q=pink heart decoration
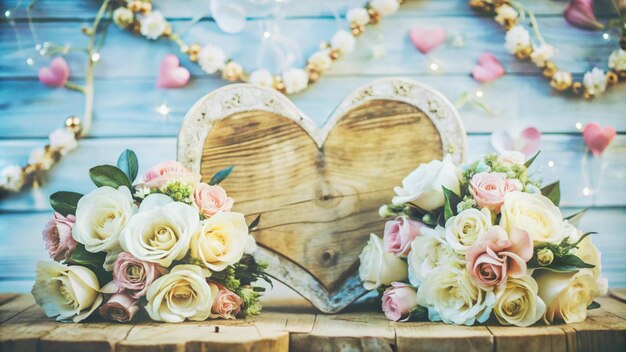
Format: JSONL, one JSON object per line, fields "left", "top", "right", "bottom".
{"left": 491, "top": 127, "right": 542, "bottom": 157}
{"left": 156, "top": 54, "right": 190, "bottom": 89}
{"left": 38, "top": 57, "right": 70, "bottom": 88}
{"left": 583, "top": 122, "right": 616, "bottom": 156}
{"left": 472, "top": 53, "right": 505, "bottom": 83}
{"left": 409, "top": 27, "right": 447, "bottom": 54}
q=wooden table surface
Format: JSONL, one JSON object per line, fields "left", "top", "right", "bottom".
{"left": 1, "top": 293, "right": 625, "bottom": 352}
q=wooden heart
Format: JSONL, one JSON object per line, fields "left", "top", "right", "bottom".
{"left": 178, "top": 78, "right": 466, "bottom": 313}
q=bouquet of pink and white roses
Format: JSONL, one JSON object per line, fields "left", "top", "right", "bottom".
{"left": 33, "top": 150, "right": 269, "bottom": 323}
{"left": 359, "top": 151, "right": 608, "bottom": 326}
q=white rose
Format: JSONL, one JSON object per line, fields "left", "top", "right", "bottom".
{"left": 609, "top": 49, "right": 626, "bottom": 71}
{"left": 347, "top": 7, "right": 370, "bottom": 26}
{"left": 530, "top": 44, "right": 555, "bottom": 67}
{"left": 73, "top": 186, "right": 137, "bottom": 253}
{"left": 190, "top": 211, "right": 249, "bottom": 271}
{"left": 49, "top": 128, "right": 78, "bottom": 155}
{"left": 499, "top": 191, "right": 564, "bottom": 244}
{"left": 534, "top": 269, "right": 608, "bottom": 324}
{"left": 249, "top": 69, "right": 274, "bottom": 87}
{"left": 307, "top": 50, "right": 332, "bottom": 72}
{"left": 571, "top": 232, "right": 603, "bottom": 278}
{"left": 140, "top": 11, "right": 167, "bottom": 40}
{"left": 198, "top": 45, "right": 226, "bottom": 74}
{"left": 445, "top": 208, "right": 492, "bottom": 253}
{"left": 392, "top": 155, "right": 461, "bottom": 211}
{"left": 495, "top": 4, "right": 518, "bottom": 26}
{"left": 408, "top": 226, "right": 464, "bottom": 286}
{"left": 583, "top": 68, "right": 607, "bottom": 96}
{"left": 282, "top": 68, "right": 309, "bottom": 94}
{"left": 331, "top": 30, "right": 356, "bottom": 53}
{"left": 29, "top": 147, "right": 54, "bottom": 170}
{"left": 0, "top": 164, "right": 24, "bottom": 191}
{"left": 505, "top": 25, "right": 531, "bottom": 54}
{"left": 416, "top": 265, "right": 495, "bottom": 325}
{"left": 358, "top": 234, "right": 408, "bottom": 290}
{"left": 493, "top": 275, "right": 546, "bottom": 327}
{"left": 497, "top": 150, "right": 526, "bottom": 167}
{"left": 113, "top": 7, "right": 134, "bottom": 29}
{"left": 145, "top": 264, "right": 213, "bottom": 322}
{"left": 370, "top": 0, "right": 399, "bottom": 16}
{"left": 31, "top": 261, "right": 103, "bottom": 322}
{"left": 120, "top": 195, "right": 198, "bottom": 267}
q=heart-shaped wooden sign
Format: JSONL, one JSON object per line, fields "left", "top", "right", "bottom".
{"left": 178, "top": 78, "right": 466, "bottom": 313}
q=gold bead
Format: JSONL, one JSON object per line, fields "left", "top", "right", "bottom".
{"left": 163, "top": 23, "right": 172, "bottom": 37}
{"left": 618, "top": 71, "right": 626, "bottom": 80}
{"left": 307, "top": 70, "right": 321, "bottom": 83}
{"left": 180, "top": 45, "right": 190, "bottom": 54}
{"left": 606, "top": 71, "right": 619, "bottom": 85}
{"left": 189, "top": 53, "right": 198, "bottom": 62}
{"left": 571, "top": 82, "right": 583, "bottom": 95}
{"left": 129, "top": 1, "right": 143, "bottom": 12}
{"left": 368, "top": 8, "right": 380, "bottom": 24}
{"left": 350, "top": 23, "right": 363, "bottom": 36}
{"left": 319, "top": 41, "right": 329, "bottom": 50}
{"left": 189, "top": 44, "right": 202, "bottom": 56}
{"left": 273, "top": 76, "right": 285, "bottom": 93}
{"left": 515, "top": 46, "right": 532, "bottom": 59}
{"left": 64, "top": 116, "right": 81, "bottom": 132}
{"left": 329, "top": 49, "right": 341, "bottom": 60}
{"left": 141, "top": 2, "right": 152, "bottom": 14}
{"left": 550, "top": 71, "right": 572, "bottom": 91}
{"left": 542, "top": 62, "right": 557, "bottom": 78}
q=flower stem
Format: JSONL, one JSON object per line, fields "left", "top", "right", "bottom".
{"left": 528, "top": 11, "right": 547, "bottom": 46}
{"left": 63, "top": 81, "right": 85, "bottom": 93}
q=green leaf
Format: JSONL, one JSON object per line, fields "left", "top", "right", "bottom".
{"left": 49, "top": 191, "right": 83, "bottom": 216}
{"left": 564, "top": 208, "right": 588, "bottom": 227}
{"left": 442, "top": 186, "right": 462, "bottom": 222}
{"left": 209, "top": 166, "right": 234, "bottom": 185}
{"left": 248, "top": 214, "right": 261, "bottom": 231}
{"left": 69, "top": 244, "right": 107, "bottom": 268}
{"left": 560, "top": 254, "right": 595, "bottom": 269}
{"left": 116, "top": 149, "right": 139, "bottom": 183}
{"left": 535, "top": 264, "right": 580, "bottom": 273}
{"left": 541, "top": 181, "right": 561, "bottom": 206}
{"left": 587, "top": 301, "right": 601, "bottom": 310}
{"left": 89, "top": 165, "right": 132, "bottom": 189}
{"left": 524, "top": 151, "right": 540, "bottom": 168}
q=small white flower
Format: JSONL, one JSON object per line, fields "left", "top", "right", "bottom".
{"left": 0, "top": 164, "right": 24, "bottom": 191}
{"left": 113, "top": 7, "right": 134, "bottom": 29}
{"left": 583, "top": 68, "right": 607, "bottom": 96}
{"left": 249, "top": 69, "right": 274, "bottom": 87}
{"left": 370, "top": 0, "right": 399, "bottom": 17}
{"left": 331, "top": 30, "right": 356, "bottom": 53}
{"left": 347, "top": 7, "right": 370, "bottom": 26}
{"left": 29, "top": 147, "right": 54, "bottom": 170}
{"left": 530, "top": 44, "right": 555, "bottom": 67}
{"left": 281, "top": 68, "right": 309, "bottom": 94}
{"left": 198, "top": 45, "right": 226, "bottom": 74}
{"left": 140, "top": 11, "right": 167, "bottom": 40}
{"left": 49, "top": 128, "right": 77, "bottom": 155}
{"left": 307, "top": 50, "right": 332, "bottom": 72}
{"left": 494, "top": 4, "right": 518, "bottom": 26}
{"left": 505, "top": 25, "right": 531, "bottom": 54}
{"left": 608, "top": 49, "right": 626, "bottom": 71}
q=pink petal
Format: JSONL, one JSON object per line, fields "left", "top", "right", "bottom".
{"left": 564, "top": 0, "right": 604, "bottom": 30}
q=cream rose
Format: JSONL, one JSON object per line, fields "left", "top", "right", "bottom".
{"left": 534, "top": 269, "right": 608, "bottom": 324}
{"left": 408, "top": 226, "right": 464, "bottom": 286}
{"left": 145, "top": 265, "right": 213, "bottom": 322}
{"left": 445, "top": 208, "right": 492, "bottom": 253}
{"left": 73, "top": 186, "right": 137, "bottom": 253}
{"left": 120, "top": 194, "right": 198, "bottom": 267}
{"left": 493, "top": 275, "right": 546, "bottom": 327}
{"left": 31, "top": 261, "right": 103, "bottom": 322}
{"left": 358, "top": 234, "right": 408, "bottom": 290}
{"left": 499, "top": 191, "right": 564, "bottom": 244}
{"left": 392, "top": 155, "right": 460, "bottom": 211}
{"left": 416, "top": 265, "right": 495, "bottom": 326}
{"left": 190, "top": 211, "right": 249, "bottom": 271}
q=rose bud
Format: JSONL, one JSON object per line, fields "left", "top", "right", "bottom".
{"left": 193, "top": 183, "right": 234, "bottom": 218}
{"left": 98, "top": 292, "right": 140, "bottom": 323}
{"left": 42, "top": 212, "right": 78, "bottom": 262}
{"left": 537, "top": 248, "right": 555, "bottom": 266}
{"left": 382, "top": 282, "right": 418, "bottom": 321}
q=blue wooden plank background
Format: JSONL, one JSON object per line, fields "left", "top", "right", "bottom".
{"left": 0, "top": 0, "right": 624, "bottom": 294}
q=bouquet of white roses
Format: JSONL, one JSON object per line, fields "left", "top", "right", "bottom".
{"left": 32, "top": 149, "right": 269, "bottom": 323}
{"left": 358, "top": 151, "right": 607, "bottom": 326}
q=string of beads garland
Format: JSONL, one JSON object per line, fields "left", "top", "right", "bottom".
{"left": 111, "top": 0, "right": 403, "bottom": 95}
{"left": 469, "top": 0, "right": 626, "bottom": 99}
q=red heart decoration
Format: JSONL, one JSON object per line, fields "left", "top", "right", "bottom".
{"left": 583, "top": 122, "right": 616, "bottom": 156}
{"left": 38, "top": 57, "right": 70, "bottom": 88}
{"left": 409, "top": 27, "right": 447, "bottom": 54}
{"left": 156, "top": 54, "right": 190, "bottom": 89}
{"left": 472, "top": 53, "right": 505, "bottom": 83}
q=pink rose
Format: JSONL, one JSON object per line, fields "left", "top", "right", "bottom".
{"left": 98, "top": 292, "right": 140, "bottom": 323}
{"left": 113, "top": 252, "right": 167, "bottom": 299}
{"left": 469, "top": 172, "right": 523, "bottom": 214}
{"left": 383, "top": 216, "right": 426, "bottom": 257}
{"left": 466, "top": 226, "right": 533, "bottom": 288}
{"left": 209, "top": 283, "right": 243, "bottom": 319}
{"left": 382, "top": 282, "right": 417, "bottom": 321}
{"left": 42, "top": 212, "right": 78, "bottom": 262}
{"left": 143, "top": 160, "right": 201, "bottom": 189}
{"left": 194, "top": 183, "right": 234, "bottom": 217}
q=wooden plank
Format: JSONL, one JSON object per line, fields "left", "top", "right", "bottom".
{"left": 395, "top": 321, "right": 493, "bottom": 352}
{"left": 487, "top": 325, "right": 566, "bottom": 352}
{"left": 0, "top": 294, "right": 18, "bottom": 306}
{"left": 596, "top": 297, "right": 626, "bottom": 320}
{"left": 562, "top": 307, "right": 626, "bottom": 352}
{"left": 39, "top": 322, "right": 134, "bottom": 352}
{"left": 0, "top": 294, "right": 35, "bottom": 324}
{"left": 0, "top": 305, "right": 61, "bottom": 352}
